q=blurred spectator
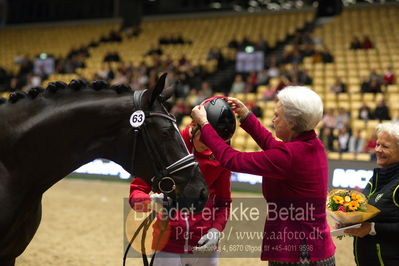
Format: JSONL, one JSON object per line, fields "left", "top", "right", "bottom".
{"left": 330, "top": 77, "right": 347, "bottom": 94}
{"left": 126, "top": 25, "right": 142, "bottom": 38}
{"left": 0, "top": 66, "right": 10, "bottom": 92}
{"left": 25, "top": 73, "right": 41, "bottom": 90}
{"left": 111, "top": 70, "right": 128, "bottom": 85}
{"left": 262, "top": 85, "right": 276, "bottom": 101}
{"left": 301, "top": 43, "right": 315, "bottom": 57}
{"left": 251, "top": 103, "right": 263, "bottom": 118}
{"left": 350, "top": 36, "right": 362, "bottom": 50}
{"left": 348, "top": 129, "right": 365, "bottom": 154}
{"left": 170, "top": 98, "right": 189, "bottom": 126}
{"left": 103, "top": 51, "right": 121, "bottom": 62}
{"left": 321, "top": 47, "right": 334, "bottom": 63}
{"left": 266, "top": 56, "right": 280, "bottom": 79}
{"left": 362, "top": 35, "right": 373, "bottom": 49}
{"left": 100, "top": 30, "right": 122, "bottom": 43}
{"left": 228, "top": 36, "right": 239, "bottom": 50}
{"left": 336, "top": 107, "right": 350, "bottom": 129}
{"left": 338, "top": 127, "right": 350, "bottom": 152}
{"left": 292, "top": 67, "right": 312, "bottom": 85}
{"left": 322, "top": 108, "right": 337, "bottom": 129}
{"left": 374, "top": 99, "right": 391, "bottom": 121}
{"left": 369, "top": 69, "right": 383, "bottom": 84}
{"left": 145, "top": 44, "right": 163, "bottom": 56}
{"left": 312, "top": 48, "right": 323, "bottom": 63}
{"left": 301, "top": 32, "right": 315, "bottom": 45}
{"left": 365, "top": 131, "right": 377, "bottom": 160}
{"left": 320, "top": 127, "right": 335, "bottom": 151}
{"left": 245, "top": 71, "right": 257, "bottom": 93}
{"left": 97, "top": 63, "right": 114, "bottom": 81}
{"left": 238, "top": 36, "right": 252, "bottom": 50}
{"left": 255, "top": 69, "right": 269, "bottom": 88}
{"left": 358, "top": 102, "right": 373, "bottom": 120}
{"left": 207, "top": 47, "right": 224, "bottom": 70}
{"left": 360, "top": 76, "right": 370, "bottom": 93}
{"left": 275, "top": 75, "right": 290, "bottom": 93}
{"left": 383, "top": 66, "right": 395, "bottom": 85}
{"left": 367, "top": 77, "right": 382, "bottom": 93}
{"left": 291, "top": 49, "right": 303, "bottom": 64}
{"left": 158, "top": 33, "right": 191, "bottom": 45}
{"left": 254, "top": 34, "right": 269, "bottom": 53}
{"left": 230, "top": 74, "right": 245, "bottom": 94}
{"left": 199, "top": 81, "right": 212, "bottom": 99}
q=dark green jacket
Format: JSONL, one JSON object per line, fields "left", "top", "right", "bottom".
{"left": 354, "top": 162, "right": 399, "bottom": 266}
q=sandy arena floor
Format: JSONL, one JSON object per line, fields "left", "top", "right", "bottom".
{"left": 16, "top": 179, "right": 356, "bottom": 266}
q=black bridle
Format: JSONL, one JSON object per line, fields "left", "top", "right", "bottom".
{"left": 130, "top": 90, "right": 198, "bottom": 195}
{"left": 123, "top": 90, "right": 198, "bottom": 266}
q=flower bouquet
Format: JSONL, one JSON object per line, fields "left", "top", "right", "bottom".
{"left": 327, "top": 189, "right": 380, "bottom": 226}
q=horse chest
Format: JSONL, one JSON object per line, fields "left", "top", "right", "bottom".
{"left": 0, "top": 196, "right": 42, "bottom": 260}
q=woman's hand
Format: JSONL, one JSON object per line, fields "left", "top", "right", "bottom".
{"left": 191, "top": 105, "right": 209, "bottom": 127}
{"left": 227, "top": 97, "right": 250, "bottom": 119}
{"left": 344, "top": 222, "right": 372, "bottom": 237}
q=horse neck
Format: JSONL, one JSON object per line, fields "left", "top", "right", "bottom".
{"left": 0, "top": 90, "right": 135, "bottom": 193}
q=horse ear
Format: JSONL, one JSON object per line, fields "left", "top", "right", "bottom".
{"left": 159, "top": 80, "right": 177, "bottom": 102}
{"left": 149, "top": 73, "right": 167, "bottom": 106}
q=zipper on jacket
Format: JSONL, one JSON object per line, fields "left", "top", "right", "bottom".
{"left": 368, "top": 173, "right": 379, "bottom": 199}
{"left": 184, "top": 213, "right": 189, "bottom": 253}
{"left": 376, "top": 243, "right": 385, "bottom": 266}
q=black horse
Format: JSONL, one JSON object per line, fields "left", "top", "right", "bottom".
{"left": 0, "top": 74, "right": 208, "bottom": 266}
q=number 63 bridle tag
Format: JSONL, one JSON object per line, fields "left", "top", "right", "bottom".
{"left": 130, "top": 110, "right": 145, "bottom": 128}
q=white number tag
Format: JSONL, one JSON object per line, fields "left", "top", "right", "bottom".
{"left": 130, "top": 110, "right": 145, "bottom": 128}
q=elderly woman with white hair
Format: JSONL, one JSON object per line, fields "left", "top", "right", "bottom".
{"left": 345, "top": 122, "right": 399, "bottom": 266}
{"left": 192, "top": 86, "right": 336, "bottom": 265}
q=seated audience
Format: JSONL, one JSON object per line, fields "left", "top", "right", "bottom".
{"left": 350, "top": 36, "right": 362, "bottom": 50}
{"left": 358, "top": 102, "right": 373, "bottom": 120}
{"left": 362, "top": 35, "right": 373, "bottom": 49}
{"left": 320, "top": 127, "right": 335, "bottom": 152}
{"left": 230, "top": 74, "right": 246, "bottom": 94}
{"left": 330, "top": 77, "right": 347, "bottom": 94}
{"left": 365, "top": 132, "right": 377, "bottom": 154}
{"left": 348, "top": 129, "right": 365, "bottom": 154}
{"left": 322, "top": 108, "right": 337, "bottom": 129}
{"left": 338, "top": 127, "right": 351, "bottom": 152}
{"left": 367, "top": 77, "right": 382, "bottom": 94}
{"left": 336, "top": 107, "right": 350, "bottom": 130}
{"left": 374, "top": 99, "right": 391, "bottom": 121}
{"left": 383, "top": 66, "right": 395, "bottom": 85}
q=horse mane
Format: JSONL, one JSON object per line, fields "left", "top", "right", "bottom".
{"left": 1, "top": 79, "right": 132, "bottom": 105}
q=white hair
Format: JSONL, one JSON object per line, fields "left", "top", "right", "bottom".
{"left": 376, "top": 122, "right": 399, "bottom": 146}
{"left": 277, "top": 86, "right": 323, "bottom": 133}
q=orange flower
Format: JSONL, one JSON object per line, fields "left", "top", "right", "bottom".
{"left": 348, "top": 201, "right": 360, "bottom": 211}
{"left": 351, "top": 193, "right": 364, "bottom": 203}
{"left": 333, "top": 195, "right": 344, "bottom": 205}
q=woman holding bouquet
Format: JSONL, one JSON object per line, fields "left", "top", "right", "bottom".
{"left": 192, "top": 87, "right": 336, "bottom": 265}
{"left": 345, "top": 122, "right": 399, "bottom": 266}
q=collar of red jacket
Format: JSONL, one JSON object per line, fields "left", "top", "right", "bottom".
{"left": 292, "top": 130, "right": 317, "bottom": 142}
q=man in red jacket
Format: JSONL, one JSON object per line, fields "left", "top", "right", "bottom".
{"left": 129, "top": 97, "right": 235, "bottom": 266}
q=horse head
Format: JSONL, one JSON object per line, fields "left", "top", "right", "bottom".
{"left": 125, "top": 73, "right": 208, "bottom": 212}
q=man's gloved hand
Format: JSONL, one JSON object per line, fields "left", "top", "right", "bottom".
{"left": 192, "top": 228, "right": 220, "bottom": 254}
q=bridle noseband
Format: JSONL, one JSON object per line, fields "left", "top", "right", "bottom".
{"left": 130, "top": 90, "right": 198, "bottom": 196}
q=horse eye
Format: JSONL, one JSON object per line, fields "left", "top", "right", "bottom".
{"left": 160, "top": 127, "right": 172, "bottom": 138}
